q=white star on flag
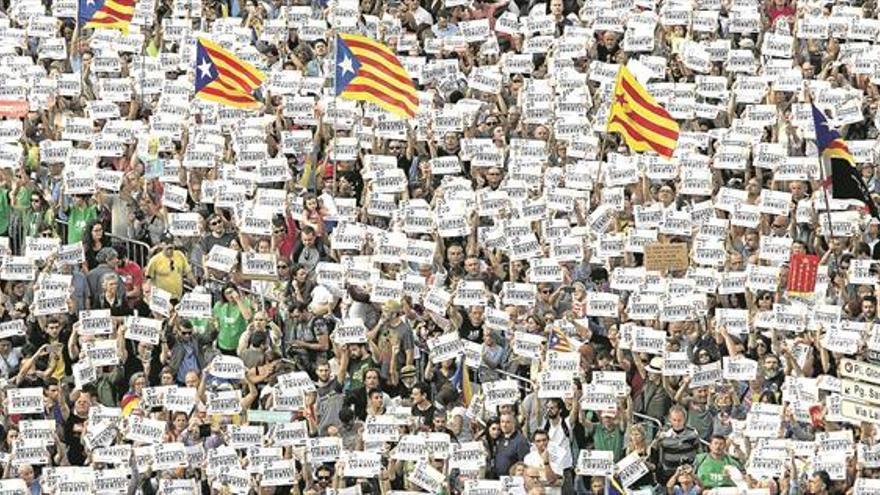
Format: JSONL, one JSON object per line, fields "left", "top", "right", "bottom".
{"left": 198, "top": 58, "right": 213, "bottom": 79}
{"left": 338, "top": 56, "right": 355, "bottom": 77}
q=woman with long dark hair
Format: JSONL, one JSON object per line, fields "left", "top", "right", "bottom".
{"left": 82, "top": 219, "right": 109, "bottom": 271}
{"left": 478, "top": 418, "right": 503, "bottom": 479}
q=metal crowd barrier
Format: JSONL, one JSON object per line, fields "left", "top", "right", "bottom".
{"left": 54, "top": 219, "right": 152, "bottom": 268}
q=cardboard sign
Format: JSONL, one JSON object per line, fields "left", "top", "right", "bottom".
{"left": 644, "top": 243, "right": 689, "bottom": 271}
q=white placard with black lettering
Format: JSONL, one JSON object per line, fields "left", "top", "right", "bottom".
{"left": 0, "top": 320, "right": 26, "bottom": 340}
{"left": 167, "top": 212, "right": 202, "bottom": 237}
{"left": 85, "top": 339, "right": 120, "bottom": 367}
{"left": 408, "top": 461, "right": 446, "bottom": 494}
{"left": 210, "top": 355, "right": 246, "bottom": 380}
{"left": 1, "top": 256, "right": 36, "bottom": 281}
{"left": 483, "top": 379, "right": 520, "bottom": 410}
{"left": 428, "top": 331, "right": 465, "bottom": 364}
{"left": 342, "top": 450, "right": 383, "bottom": 478}
{"left": 616, "top": 452, "right": 649, "bottom": 488}
{"left": 512, "top": 331, "right": 543, "bottom": 359}
{"left": 332, "top": 318, "right": 368, "bottom": 345}
{"left": 125, "top": 415, "right": 166, "bottom": 444}
{"left": 242, "top": 252, "right": 278, "bottom": 280}
{"left": 7, "top": 388, "right": 44, "bottom": 415}
{"left": 175, "top": 291, "right": 213, "bottom": 319}
{"left": 205, "top": 245, "right": 238, "bottom": 273}
{"left": 164, "top": 386, "right": 198, "bottom": 414}
{"left": 576, "top": 449, "right": 614, "bottom": 476}
{"left": 307, "top": 436, "right": 342, "bottom": 464}
{"left": 124, "top": 316, "right": 162, "bottom": 346}
{"left": 149, "top": 286, "right": 172, "bottom": 317}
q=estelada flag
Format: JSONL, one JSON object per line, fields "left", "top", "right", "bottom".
{"left": 334, "top": 33, "right": 418, "bottom": 119}
{"left": 787, "top": 253, "right": 820, "bottom": 296}
{"left": 78, "top": 0, "right": 135, "bottom": 33}
{"left": 194, "top": 38, "right": 266, "bottom": 109}
{"left": 812, "top": 104, "right": 880, "bottom": 219}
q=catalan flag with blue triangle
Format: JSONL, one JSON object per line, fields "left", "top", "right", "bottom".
{"left": 78, "top": 0, "right": 135, "bottom": 33}
{"left": 334, "top": 33, "right": 418, "bottom": 119}
{"left": 812, "top": 103, "right": 879, "bottom": 219}
{"left": 548, "top": 326, "right": 574, "bottom": 352}
{"left": 194, "top": 38, "right": 266, "bottom": 110}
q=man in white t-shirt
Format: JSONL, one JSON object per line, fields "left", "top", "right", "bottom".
{"left": 523, "top": 429, "right": 563, "bottom": 495}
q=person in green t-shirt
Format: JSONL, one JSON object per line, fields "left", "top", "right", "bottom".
{"left": 584, "top": 410, "right": 625, "bottom": 462}
{"left": 66, "top": 194, "right": 99, "bottom": 244}
{"left": 212, "top": 284, "right": 253, "bottom": 354}
{"left": 695, "top": 435, "right": 743, "bottom": 489}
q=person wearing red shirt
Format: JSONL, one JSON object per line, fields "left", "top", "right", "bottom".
{"left": 767, "top": 0, "right": 795, "bottom": 25}
{"left": 114, "top": 245, "right": 144, "bottom": 308}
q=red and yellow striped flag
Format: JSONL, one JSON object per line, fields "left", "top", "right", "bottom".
{"left": 78, "top": 0, "right": 136, "bottom": 33}
{"left": 334, "top": 33, "right": 418, "bottom": 119}
{"left": 194, "top": 38, "right": 266, "bottom": 109}
{"left": 606, "top": 66, "right": 679, "bottom": 159}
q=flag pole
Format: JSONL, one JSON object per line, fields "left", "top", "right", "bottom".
{"left": 818, "top": 152, "right": 836, "bottom": 242}
{"left": 330, "top": 33, "right": 338, "bottom": 196}
{"left": 806, "top": 92, "right": 836, "bottom": 242}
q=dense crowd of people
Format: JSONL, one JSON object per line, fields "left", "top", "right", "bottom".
{"left": 0, "top": 0, "right": 877, "bottom": 493}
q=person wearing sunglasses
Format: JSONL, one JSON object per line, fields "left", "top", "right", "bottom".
{"left": 146, "top": 234, "right": 195, "bottom": 300}
{"left": 312, "top": 464, "right": 335, "bottom": 492}
{"left": 199, "top": 214, "right": 235, "bottom": 269}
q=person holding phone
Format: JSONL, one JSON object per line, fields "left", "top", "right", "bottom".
{"left": 666, "top": 465, "right": 701, "bottom": 495}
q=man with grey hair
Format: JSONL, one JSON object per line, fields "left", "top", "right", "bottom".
{"left": 86, "top": 247, "right": 124, "bottom": 307}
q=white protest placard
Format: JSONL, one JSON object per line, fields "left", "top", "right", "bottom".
{"left": 125, "top": 415, "right": 166, "bottom": 444}
{"left": 342, "top": 450, "right": 383, "bottom": 478}
{"left": 538, "top": 370, "right": 574, "bottom": 399}
{"left": 7, "top": 388, "right": 44, "bottom": 415}
{"left": 483, "top": 379, "right": 520, "bottom": 410}
{"left": 691, "top": 361, "right": 723, "bottom": 389}
{"left": 723, "top": 356, "right": 758, "bottom": 381}
{"left": 306, "top": 436, "right": 342, "bottom": 464}
{"left": 391, "top": 433, "right": 428, "bottom": 462}
{"left": 153, "top": 442, "right": 188, "bottom": 471}
{"left": 1, "top": 256, "right": 36, "bottom": 281}
{"left": 616, "top": 452, "right": 649, "bottom": 488}
{"left": 364, "top": 414, "right": 402, "bottom": 443}
{"left": 206, "top": 389, "right": 242, "bottom": 416}
{"left": 205, "top": 245, "right": 238, "bottom": 273}
{"left": 175, "top": 291, "right": 213, "bottom": 319}
{"left": 164, "top": 387, "right": 198, "bottom": 414}
{"left": 241, "top": 252, "right": 278, "bottom": 280}
{"left": 124, "top": 316, "right": 162, "bottom": 346}
{"left": 428, "top": 331, "right": 464, "bottom": 364}
{"left": 332, "top": 318, "right": 368, "bottom": 345}
{"left": 149, "top": 286, "right": 172, "bottom": 317}
{"left": 512, "top": 331, "right": 543, "bottom": 360}
{"left": 210, "top": 355, "right": 246, "bottom": 380}
{"left": 576, "top": 450, "right": 614, "bottom": 476}
{"left": 0, "top": 320, "right": 26, "bottom": 340}
{"left": 85, "top": 339, "right": 120, "bottom": 367}
{"left": 581, "top": 384, "right": 619, "bottom": 412}
{"left": 271, "top": 421, "right": 309, "bottom": 447}
{"left": 449, "top": 441, "right": 487, "bottom": 470}
{"left": 408, "top": 461, "right": 446, "bottom": 493}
